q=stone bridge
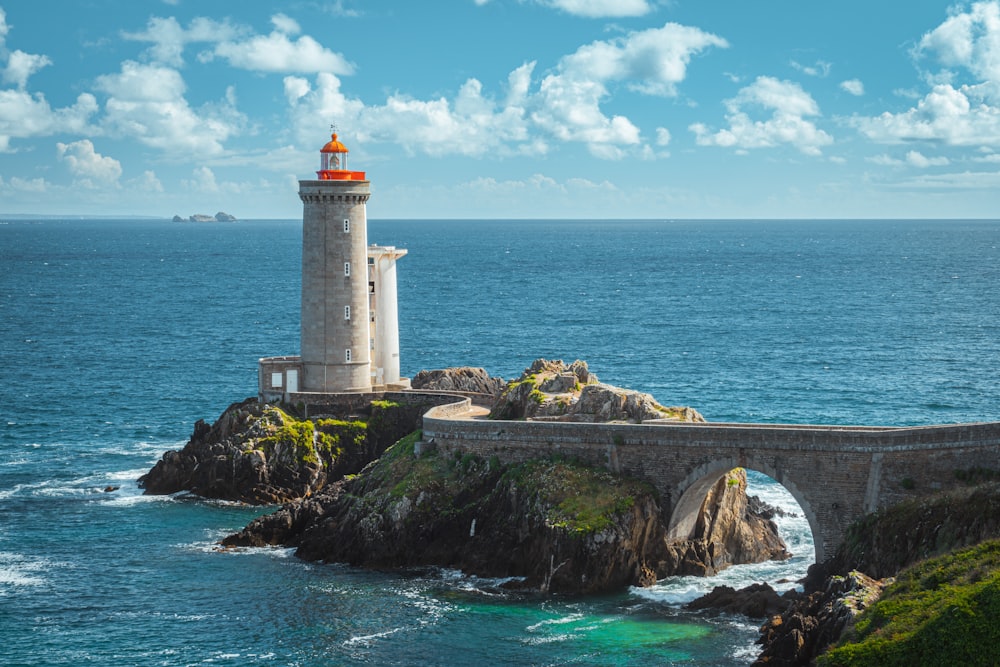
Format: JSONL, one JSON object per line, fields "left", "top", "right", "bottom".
{"left": 419, "top": 398, "right": 1000, "bottom": 562}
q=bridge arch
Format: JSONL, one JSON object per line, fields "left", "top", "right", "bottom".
{"left": 665, "top": 456, "right": 822, "bottom": 561}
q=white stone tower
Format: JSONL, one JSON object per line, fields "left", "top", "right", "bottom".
{"left": 298, "top": 133, "right": 374, "bottom": 393}
{"left": 257, "top": 131, "right": 408, "bottom": 401}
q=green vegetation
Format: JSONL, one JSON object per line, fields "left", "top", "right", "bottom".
{"left": 260, "top": 408, "right": 319, "bottom": 465}
{"left": 502, "top": 459, "right": 651, "bottom": 534}
{"left": 357, "top": 433, "right": 652, "bottom": 536}
{"left": 820, "top": 539, "right": 1000, "bottom": 666}
{"left": 258, "top": 407, "right": 367, "bottom": 467}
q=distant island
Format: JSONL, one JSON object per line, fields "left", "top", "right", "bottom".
{"left": 173, "top": 212, "right": 237, "bottom": 222}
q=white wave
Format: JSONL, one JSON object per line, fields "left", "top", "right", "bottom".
{"left": 0, "top": 552, "right": 49, "bottom": 593}
{"left": 343, "top": 626, "right": 405, "bottom": 646}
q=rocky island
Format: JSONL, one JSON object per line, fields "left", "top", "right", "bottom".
{"left": 172, "top": 211, "right": 237, "bottom": 222}
{"left": 142, "top": 360, "right": 789, "bottom": 594}
{"left": 141, "top": 359, "right": 1000, "bottom": 664}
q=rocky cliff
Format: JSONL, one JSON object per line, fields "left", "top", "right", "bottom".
{"left": 410, "top": 366, "right": 505, "bottom": 396}
{"left": 742, "top": 481, "right": 1000, "bottom": 666}
{"left": 223, "top": 432, "right": 789, "bottom": 595}
{"left": 139, "top": 397, "right": 429, "bottom": 503}
{"left": 664, "top": 468, "right": 790, "bottom": 576}
{"left": 490, "top": 359, "right": 706, "bottom": 423}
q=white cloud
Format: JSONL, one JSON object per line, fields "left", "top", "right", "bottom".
{"left": 270, "top": 13, "right": 301, "bottom": 36}
{"left": 868, "top": 150, "right": 951, "bottom": 167}
{"left": 790, "top": 60, "right": 831, "bottom": 77}
{"left": 130, "top": 170, "right": 164, "bottom": 192}
{"left": 123, "top": 16, "right": 242, "bottom": 67}
{"left": 854, "top": 83, "right": 1000, "bottom": 145}
{"left": 207, "top": 22, "right": 354, "bottom": 74}
{"left": 0, "top": 8, "right": 9, "bottom": 44}
{"left": 184, "top": 166, "right": 219, "bottom": 192}
{"left": 95, "top": 61, "right": 244, "bottom": 156}
{"left": 3, "top": 50, "right": 52, "bottom": 89}
{"left": 840, "top": 79, "right": 864, "bottom": 96}
{"left": 655, "top": 127, "right": 671, "bottom": 146}
{"left": 557, "top": 23, "right": 729, "bottom": 97}
{"left": 57, "top": 139, "right": 122, "bottom": 186}
{"left": 905, "top": 150, "right": 950, "bottom": 167}
{"left": 0, "top": 174, "right": 47, "bottom": 192}
{"left": 853, "top": 2, "right": 1000, "bottom": 147}
{"left": 690, "top": 76, "right": 833, "bottom": 156}
{"left": 532, "top": 22, "right": 727, "bottom": 156}
{"left": 285, "top": 21, "right": 724, "bottom": 160}
{"left": 0, "top": 89, "right": 98, "bottom": 152}
{"left": 540, "top": 0, "right": 653, "bottom": 18}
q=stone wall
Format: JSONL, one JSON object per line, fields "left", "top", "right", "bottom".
{"left": 421, "top": 401, "right": 1000, "bottom": 561}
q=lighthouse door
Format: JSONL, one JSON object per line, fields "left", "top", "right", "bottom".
{"left": 286, "top": 369, "right": 299, "bottom": 393}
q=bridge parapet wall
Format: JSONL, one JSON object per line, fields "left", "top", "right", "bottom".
{"left": 422, "top": 401, "right": 1000, "bottom": 562}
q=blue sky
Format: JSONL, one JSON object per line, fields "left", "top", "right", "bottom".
{"left": 1, "top": 0, "right": 999, "bottom": 219}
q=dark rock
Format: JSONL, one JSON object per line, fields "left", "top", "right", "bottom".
{"left": 664, "top": 469, "right": 791, "bottom": 576}
{"left": 138, "top": 397, "right": 424, "bottom": 504}
{"left": 223, "top": 442, "right": 790, "bottom": 596}
{"left": 686, "top": 582, "right": 797, "bottom": 619}
{"left": 410, "top": 367, "right": 505, "bottom": 396}
{"left": 753, "top": 571, "right": 888, "bottom": 666}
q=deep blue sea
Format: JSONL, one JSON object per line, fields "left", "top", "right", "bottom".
{"left": 2, "top": 218, "right": 998, "bottom": 666}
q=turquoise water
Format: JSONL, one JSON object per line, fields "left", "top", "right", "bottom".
{"left": 2, "top": 218, "right": 998, "bottom": 665}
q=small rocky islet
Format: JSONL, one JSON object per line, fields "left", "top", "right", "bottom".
{"left": 140, "top": 358, "right": 1000, "bottom": 665}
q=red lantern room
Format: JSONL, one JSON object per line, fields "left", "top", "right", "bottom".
{"left": 317, "top": 132, "right": 366, "bottom": 180}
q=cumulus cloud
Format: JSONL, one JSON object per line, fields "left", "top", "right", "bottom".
{"left": 285, "top": 20, "right": 724, "bottom": 160}
{"left": 124, "top": 14, "right": 350, "bottom": 74}
{"left": 184, "top": 166, "right": 219, "bottom": 192}
{"left": 689, "top": 76, "right": 833, "bottom": 156}
{"left": 840, "top": 79, "right": 864, "bottom": 96}
{"left": 0, "top": 89, "right": 97, "bottom": 152}
{"left": 95, "top": 61, "right": 244, "bottom": 155}
{"left": 57, "top": 139, "right": 123, "bottom": 186}
{"left": 123, "top": 16, "right": 242, "bottom": 67}
{"left": 285, "top": 71, "right": 532, "bottom": 158}
{"left": 853, "top": 1, "right": 1000, "bottom": 147}
{"left": 540, "top": 0, "right": 653, "bottom": 18}
{"left": 3, "top": 50, "right": 52, "bottom": 89}
{"left": 532, "top": 22, "right": 727, "bottom": 156}
{"left": 905, "top": 150, "right": 950, "bottom": 167}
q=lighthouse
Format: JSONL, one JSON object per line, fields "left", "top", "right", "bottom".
{"left": 258, "top": 131, "right": 408, "bottom": 401}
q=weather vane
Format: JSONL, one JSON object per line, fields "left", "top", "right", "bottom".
{"left": 330, "top": 122, "right": 338, "bottom": 135}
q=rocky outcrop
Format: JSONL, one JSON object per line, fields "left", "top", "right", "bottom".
{"left": 752, "top": 571, "right": 889, "bottom": 666}
{"left": 663, "top": 468, "right": 791, "bottom": 576}
{"left": 223, "top": 435, "right": 789, "bottom": 595}
{"left": 686, "top": 582, "right": 796, "bottom": 619}
{"left": 410, "top": 367, "right": 505, "bottom": 396}
{"left": 138, "top": 397, "right": 427, "bottom": 504}
{"left": 490, "top": 359, "right": 705, "bottom": 423}
{"left": 752, "top": 482, "right": 1000, "bottom": 665}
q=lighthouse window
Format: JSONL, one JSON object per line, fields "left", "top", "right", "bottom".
{"left": 343, "top": 219, "right": 350, "bottom": 233}
{"left": 344, "top": 305, "right": 351, "bottom": 320}
{"left": 345, "top": 349, "right": 352, "bottom": 362}
{"left": 344, "top": 262, "right": 351, "bottom": 277}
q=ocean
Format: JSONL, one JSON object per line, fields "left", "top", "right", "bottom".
{"left": 1, "top": 218, "right": 998, "bottom": 666}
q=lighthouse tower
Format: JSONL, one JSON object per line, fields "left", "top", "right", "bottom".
{"left": 257, "top": 131, "right": 407, "bottom": 402}
{"left": 299, "top": 133, "right": 375, "bottom": 393}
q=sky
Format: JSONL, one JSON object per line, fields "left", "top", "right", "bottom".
{"left": 1, "top": 0, "right": 1000, "bottom": 219}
